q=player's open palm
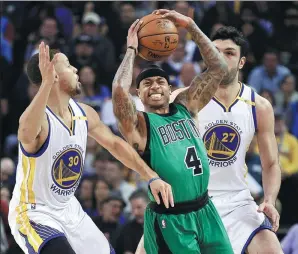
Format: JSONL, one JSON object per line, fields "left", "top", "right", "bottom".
{"left": 149, "top": 179, "right": 174, "bottom": 208}
{"left": 127, "top": 19, "right": 143, "bottom": 52}
{"left": 153, "top": 9, "right": 191, "bottom": 28}
{"left": 258, "top": 202, "right": 280, "bottom": 232}
{"left": 38, "top": 41, "right": 57, "bottom": 85}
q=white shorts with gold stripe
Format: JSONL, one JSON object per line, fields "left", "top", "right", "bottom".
{"left": 8, "top": 197, "right": 111, "bottom": 254}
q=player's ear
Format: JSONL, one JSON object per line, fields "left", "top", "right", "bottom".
{"left": 239, "top": 56, "right": 246, "bottom": 70}
{"left": 169, "top": 85, "right": 172, "bottom": 94}
{"left": 136, "top": 88, "right": 140, "bottom": 97}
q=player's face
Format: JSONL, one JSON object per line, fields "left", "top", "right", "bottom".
{"left": 137, "top": 76, "right": 171, "bottom": 109}
{"left": 54, "top": 53, "right": 82, "bottom": 96}
{"left": 212, "top": 39, "right": 246, "bottom": 86}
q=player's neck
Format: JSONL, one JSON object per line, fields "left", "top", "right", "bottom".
{"left": 145, "top": 104, "right": 169, "bottom": 114}
{"left": 215, "top": 79, "right": 241, "bottom": 106}
{"left": 47, "top": 89, "right": 71, "bottom": 118}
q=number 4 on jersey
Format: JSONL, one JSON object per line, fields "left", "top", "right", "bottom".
{"left": 184, "top": 146, "right": 203, "bottom": 176}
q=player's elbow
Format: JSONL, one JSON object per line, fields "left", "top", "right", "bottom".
{"left": 263, "top": 158, "right": 280, "bottom": 173}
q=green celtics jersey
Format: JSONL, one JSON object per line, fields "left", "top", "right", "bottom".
{"left": 143, "top": 103, "right": 210, "bottom": 203}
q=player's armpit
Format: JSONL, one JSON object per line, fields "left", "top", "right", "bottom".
{"left": 255, "top": 95, "right": 281, "bottom": 205}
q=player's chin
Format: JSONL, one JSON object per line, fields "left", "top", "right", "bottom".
{"left": 147, "top": 100, "right": 167, "bottom": 108}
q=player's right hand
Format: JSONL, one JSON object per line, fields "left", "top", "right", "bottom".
{"left": 152, "top": 9, "right": 191, "bottom": 28}
{"left": 149, "top": 178, "right": 174, "bottom": 208}
{"left": 38, "top": 41, "right": 58, "bottom": 86}
{"left": 127, "top": 19, "right": 143, "bottom": 54}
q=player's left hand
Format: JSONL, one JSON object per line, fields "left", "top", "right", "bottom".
{"left": 127, "top": 19, "right": 143, "bottom": 54}
{"left": 152, "top": 9, "right": 191, "bottom": 28}
{"left": 258, "top": 202, "right": 280, "bottom": 232}
{"left": 149, "top": 179, "right": 174, "bottom": 208}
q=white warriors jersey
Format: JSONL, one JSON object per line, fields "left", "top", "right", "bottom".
{"left": 198, "top": 83, "right": 257, "bottom": 197}
{"left": 12, "top": 99, "right": 88, "bottom": 209}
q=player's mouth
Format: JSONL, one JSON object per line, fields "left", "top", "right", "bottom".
{"left": 76, "top": 75, "right": 81, "bottom": 86}
{"left": 149, "top": 93, "right": 163, "bottom": 100}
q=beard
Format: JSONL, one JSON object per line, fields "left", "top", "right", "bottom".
{"left": 67, "top": 82, "right": 82, "bottom": 97}
{"left": 221, "top": 66, "right": 238, "bottom": 86}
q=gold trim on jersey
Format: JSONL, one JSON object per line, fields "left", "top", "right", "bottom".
{"left": 68, "top": 105, "right": 74, "bottom": 135}
{"left": 20, "top": 155, "right": 36, "bottom": 203}
{"left": 237, "top": 96, "right": 256, "bottom": 106}
{"left": 16, "top": 205, "right": 43, "bottom": 252}
{"left": 72, "top": 116, "right": 87, "bottom": 121}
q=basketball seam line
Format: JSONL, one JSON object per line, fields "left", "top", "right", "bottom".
{"left": 139, "top": 44, "right": 178, "bottom": 53}
{"left": 139, "top": 32, "right": 178, "bottom": 40}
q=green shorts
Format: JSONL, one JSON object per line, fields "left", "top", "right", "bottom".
{"left": 144, "top": 197, "right": 233, "bottom": 254}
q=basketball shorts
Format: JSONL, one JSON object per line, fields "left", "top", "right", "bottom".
{"left": 144, "top": 192, "right": 233, "bottom": 254}
{"left": 8, "top": 196, "right": 114, "bottom": 254}
{"left": 211, "top": 190, "right": 273, "bottom": 254}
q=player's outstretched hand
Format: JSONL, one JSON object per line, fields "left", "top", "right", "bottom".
{"left": 258, "top": 202, "right": 280, "bottom": 232}
{"left": 127, "top": 19, "right": 143, "bottom": 54}
{"left": 38, "top": 41, "right": 58, "bottom": 86}
{"left": 152, "top": 9, "right": 191, "bottom": 28}
{"left": 149, "top": 178, "right": 174, "bottom": 208}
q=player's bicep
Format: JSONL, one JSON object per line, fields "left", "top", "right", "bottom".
{"left": 112, "top": 87, "right": 138, "bottom": 133}
{"left": 256, "top": 97, "right": 279, "bottom": 170}
{"left": 19, "top": 114, "right": 49, "bottom": 154}
{"left": 81, "top": 103, "right": 115, "bottom": 148}
{"left": 89, "top": 120, "right": 117, "bottom": 150}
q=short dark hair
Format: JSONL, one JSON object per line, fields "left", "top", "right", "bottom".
{"left": 26, "top": 49, "right": 59, "bottom": 86}
{"left": 129, "top": 189, "right": 149, "bottom": 203}
{"left": 211, "top": 26, "right": 249, "bottom": 58}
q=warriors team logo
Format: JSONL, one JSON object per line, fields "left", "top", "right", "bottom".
{"left": 203, "top": 122, "right": 242, "bottom": 167}
{"left": 51, "top": 147, "right": 83, "bottom": 192}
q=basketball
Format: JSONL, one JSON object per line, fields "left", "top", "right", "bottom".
{"left": 137, "top": 14, "right": 179, "bottom": 62}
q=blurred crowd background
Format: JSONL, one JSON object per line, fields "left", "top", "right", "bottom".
{"left": 1, "top": 1, "right": 298, "bottom": 253}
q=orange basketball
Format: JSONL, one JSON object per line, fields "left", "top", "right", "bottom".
{"left": 137, "top": 14, "right": 179, "bottom": 62}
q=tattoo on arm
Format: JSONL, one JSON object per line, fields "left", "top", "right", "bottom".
{"left": 113, "top": 89, "right": 138, "bottom": 132}
{"left": 112, "top": 49, "right": 135, "bottom": 89}
{"left": 112, "top": 49, "right": 138, "bottom": 131}
{"left": 189, "top": 72, "right": 222, "bottom": 108}
{"left": 186, "top": 20, "right": 226, "bottom": 70}
{"left": 176, "top": 20, "right": 228, "bottom": 113}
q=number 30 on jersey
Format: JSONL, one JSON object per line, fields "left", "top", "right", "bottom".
{"left": 184, "top": 146, "right": 203, "bottom": 176}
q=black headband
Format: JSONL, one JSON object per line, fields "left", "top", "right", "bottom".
{"left": 136, "top": 65, "right": 170, "bottom": 88}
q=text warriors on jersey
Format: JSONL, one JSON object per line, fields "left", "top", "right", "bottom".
{"left": 203, "top": 120, "right": 242, "bottom": 167}
{"left": 51, "top": 144, "right": 84, "bottom": 196}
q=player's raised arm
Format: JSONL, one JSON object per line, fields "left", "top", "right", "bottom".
{"left": 18, "top": 42, "right": 58, "bottom": 146}
{"left": 81, "top": 103, "right": 174, "bottom": 208}
{"left": 255, "top": 95, "right": 281, "bottom": 232}
{"left": 112, "top": 19, "right": 143, "bottom": 140}
{"left": 154, "top": 10, "right": 228, "bottom": 114}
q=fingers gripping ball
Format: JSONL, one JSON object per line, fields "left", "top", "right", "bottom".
{"left": 138, "top": 14, "right": 179, "bottom": 62}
